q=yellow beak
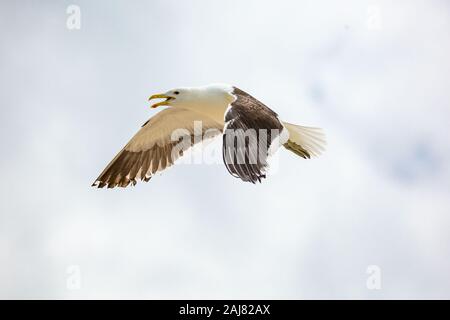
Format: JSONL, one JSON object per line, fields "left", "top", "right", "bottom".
{"left": 148, "top": 93, "right": 173, "bottom": 109}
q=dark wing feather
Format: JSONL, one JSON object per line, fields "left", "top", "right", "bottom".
{"left": 222, "top": 87, "right": 285, "bottom": 183}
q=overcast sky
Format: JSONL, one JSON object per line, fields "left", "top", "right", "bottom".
{"left": 1, "top": 0, "right": 449, "bottom": 299}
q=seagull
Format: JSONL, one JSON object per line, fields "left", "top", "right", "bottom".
{"left": 92, "top": 84, "right": 325, "bottom": 188}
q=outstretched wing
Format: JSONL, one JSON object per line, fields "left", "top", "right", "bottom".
{"left": 92, "top": 108, "right": 223, "bottom": 188}
{"left": 222, "top": 87, "right": 286, "bottom": 184}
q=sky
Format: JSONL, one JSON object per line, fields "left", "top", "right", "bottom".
{"left": 0, "top": 0, "right": 449, "bottom": 299}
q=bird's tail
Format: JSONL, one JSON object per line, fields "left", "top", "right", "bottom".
{"left": 282, "top": 122, "right": 326, "bottom": 159}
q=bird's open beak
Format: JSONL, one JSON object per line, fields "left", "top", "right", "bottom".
{"left": 148, "top": 93, "right": 174, "bottom": 108}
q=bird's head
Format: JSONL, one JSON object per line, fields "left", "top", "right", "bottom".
{"left": 148, "top": 84, "right": 235, "bottom": 110}
{"left": 148, "top": 87, "right": 193, "bottom": 109}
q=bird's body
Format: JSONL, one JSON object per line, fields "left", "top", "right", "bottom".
{"left": 92, "top": 84, "right": 325, "bottom": 188}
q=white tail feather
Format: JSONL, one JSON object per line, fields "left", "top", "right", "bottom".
{"left": 283, "top": 122, "right": 326, "bottom": 157}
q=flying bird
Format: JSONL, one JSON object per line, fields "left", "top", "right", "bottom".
{"left": 92, "top": 84, "right": 325, "bottom": 188}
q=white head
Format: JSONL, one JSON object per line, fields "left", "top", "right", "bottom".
{"left": 148, "top": 84, "right": 235, "bottom": 111}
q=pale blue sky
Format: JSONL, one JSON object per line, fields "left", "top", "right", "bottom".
{"left": 0, "top": 0, "right": 449, "bottom": 299}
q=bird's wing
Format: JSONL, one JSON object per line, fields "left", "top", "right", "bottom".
{"left": 222, "top": 87, "right": 286, "bottom": 183}
{"left": 92, "top": 108, "right": 223, "bottom": 188}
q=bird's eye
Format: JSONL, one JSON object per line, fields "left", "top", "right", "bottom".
{"left": 174, "top": 91, "right": 180, "bottom": 95}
